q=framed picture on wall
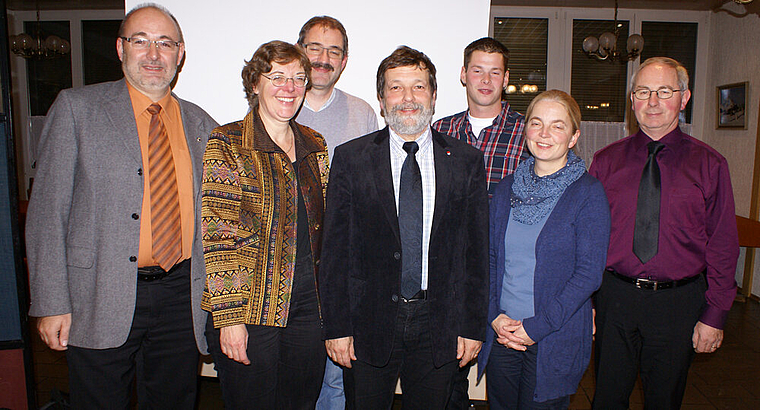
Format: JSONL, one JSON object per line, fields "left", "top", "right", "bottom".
{"left": 717, "top": 81, "right": 748, "bottom": 129}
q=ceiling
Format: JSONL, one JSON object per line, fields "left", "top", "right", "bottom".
{"left": 491, "top": 0, "right": 738, "bottom": 10}
{"left": 4, "top": 0, "right": 751, "bottom": 11}
{"left": 491, "top": 0, "right": 732, "bottom": 10}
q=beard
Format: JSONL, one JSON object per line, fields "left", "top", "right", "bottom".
{"left": 385, "top": 102, "right": 435, "bottom": 137}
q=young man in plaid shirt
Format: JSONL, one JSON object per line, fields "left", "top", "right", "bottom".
{"left": 433, "top": 37, "right": 528, "bottom": 409}
{"left": 433, "top": 37, "right": 527, "bottom": 198}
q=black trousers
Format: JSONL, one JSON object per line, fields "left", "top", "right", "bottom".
{"left": 592, "top": 271, "right": 706, "bottom": 410}
{"left": 206, "top": 256, "right": 325, "bottom": 410}
{"left": 486, "top": 343, "right": 570, "bottom": 410}
{"left": 66, "top": 259, "right": 198, "bottom": 410}
{"left": 446, "top": 361, "right": 472, "bottom": 410}
{"left": 344, "top": 300, "right": 459, "bottom": 410}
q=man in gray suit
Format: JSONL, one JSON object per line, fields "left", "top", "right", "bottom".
{"left": 25, "top": 4, "right": 217, "bottom": 409}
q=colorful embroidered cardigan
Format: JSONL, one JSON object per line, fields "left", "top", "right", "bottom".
{"left": 200, "top": 108, "right": 329, "bottom": 328}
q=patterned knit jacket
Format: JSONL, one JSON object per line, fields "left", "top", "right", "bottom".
{"left": 200, "top": 107, "right": 329, "bottom": 328}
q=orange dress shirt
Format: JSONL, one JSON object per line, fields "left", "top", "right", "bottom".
{"left": 127, "top": 82, "right": 194, "bottom": 267}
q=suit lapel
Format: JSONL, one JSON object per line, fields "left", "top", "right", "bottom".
{"left": 176, "top": 97, "right": 205, "bottom": 191}
{"left": 430, "top": 130, "right": 452, "bottom": 240}
{"left": 102, "top": 79, "right": 142, "bottom": 164}
{"left": 368, "top": 128, "right": 401, "bottom": 242}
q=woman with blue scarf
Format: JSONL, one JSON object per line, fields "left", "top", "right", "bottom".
{"left": 479, "top": 90, "right": 610, "bottom": 409}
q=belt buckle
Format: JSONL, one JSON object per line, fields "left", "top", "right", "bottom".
{"left": 635, "top": 278, "right": 653, "bottom": 290}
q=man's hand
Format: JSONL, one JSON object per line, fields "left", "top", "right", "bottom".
{"left": 220, "top": 324, "right": 250, "bottom": 364}
{"left": 37, "top": 314, "right": 72, "bottom": 351}
{"left": 457, "top": 337, "right": 482, "bottom": 367}
{"left": 692, "top": 321, "right": 723, "bottom": 353}
{"left": 326, "top": 336, "right": 356, "bottom": 368}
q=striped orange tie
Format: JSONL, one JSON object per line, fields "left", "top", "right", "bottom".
{"left": 147, "top": 103, "right": 182, "bottom": 271}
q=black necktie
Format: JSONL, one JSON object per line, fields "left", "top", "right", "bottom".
{"left": 633, "top": 140, "right": 665, "bottom": 264}
{"left": 399, "top": 141, "right": 422, "bottom": 299}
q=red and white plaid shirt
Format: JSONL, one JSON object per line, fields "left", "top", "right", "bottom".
{"left": 433, "top": 101, "right": 527, "bottom": 196}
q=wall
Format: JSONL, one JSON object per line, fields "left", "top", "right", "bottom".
{"left": 701, "top": 2, "right": 760, "bottom": 296}
{"left": 129, "top": 0, "right": 491, "bottom": 127}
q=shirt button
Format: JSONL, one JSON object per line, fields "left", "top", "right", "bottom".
{"left": 129, "top": 256, "right": 137, "bottom": 262}
{"left": 391, "top": 294, "right": 399, "bottom": 302}
{"left": 132, "top": 213, "right": 139, "bottom": 220}
{"left": 393, "top": 252, "right": 401, "bottom": 260}
{"left": 137, "top": 168, "right": 143, "bottom": 176}
{"left": 315, "top": 259, "right": 320, "bottom": 266}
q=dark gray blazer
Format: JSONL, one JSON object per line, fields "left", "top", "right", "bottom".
{"left": 26, "top": 79, "right": 218, "bottom": 353}
{"left": 319, "top": 127, "right": 490, "bottom": 367}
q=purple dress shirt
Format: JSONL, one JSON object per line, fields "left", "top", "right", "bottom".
{"left": 589, "top": 127, "right": 739, "bottom": 329}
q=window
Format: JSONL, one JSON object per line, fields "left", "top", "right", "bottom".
{"left": 493, "top": 17, "right": 548, "bottom": 114}
{"left": 571, "top": 19, "right": 630, "bottom": 122}
{"left": 640, "top": 22, "right": 698, "bottom": 123}
{"left": 25, "top": 21, "right": 72, "bottom": 116}
{"left": 82, "top": 20, "right": 123, "bottom": 85}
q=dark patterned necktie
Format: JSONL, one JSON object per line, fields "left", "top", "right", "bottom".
{"left": 399, "top": 141, "right": 422, "bottom": 299}
{"left": 147, "top": 103, "right": 182, "bottom": 271}
{"left": 633, "top": 140, "right": 665, "bottom": 264}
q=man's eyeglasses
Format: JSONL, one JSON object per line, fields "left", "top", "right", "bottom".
{"left": 262, "top": 74, "right": 309, "bottom": 88}
{"left": 120, "top": 36, "right": 181, "bottom": 51}
{"left": 303, "top": 43, "right": 345, "bottom": 59}
{"left": 632, "top": 87, "right": 683, "bottom": 100}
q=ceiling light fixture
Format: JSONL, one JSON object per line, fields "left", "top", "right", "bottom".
{"left": 582, "top": 0, "right": 643, "bottom": 63}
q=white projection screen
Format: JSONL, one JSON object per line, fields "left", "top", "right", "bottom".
{"left": 125, "top": 0, "right": 490, "bottom": 126}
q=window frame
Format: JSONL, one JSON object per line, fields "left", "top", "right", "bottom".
{"left": 489, "top": 6, "right": 709, "bottom": 137}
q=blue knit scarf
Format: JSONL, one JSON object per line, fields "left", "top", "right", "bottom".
{"left": 510, "top": 151, "right": 586, "bottom": 225}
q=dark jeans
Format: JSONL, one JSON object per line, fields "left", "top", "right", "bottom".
{"left": 593, "top": 272, "right": 706, "bottom": 409}
{"left": 486, "top": 343, "right": 570, "bottom": 410}
{"left": 206, "top": 257, "right": 325, "bottom": 410}
{"left": 66, "top": 260, "right": 198, "bottom": 410}
{"left": 344, "top": 300, "right": 459, "bottom": 410}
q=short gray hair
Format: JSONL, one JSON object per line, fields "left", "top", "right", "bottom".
{"left": 630, "top": 57, "right": 689, "bottom": 92}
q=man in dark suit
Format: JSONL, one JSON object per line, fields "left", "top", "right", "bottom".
{"left": 319, "top": 46, "right": 489, "bottom": 409}
{"left": 26, "top": 4, "right": 217, "bottom": 409}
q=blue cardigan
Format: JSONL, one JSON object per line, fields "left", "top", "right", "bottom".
{"left": 478, "top": 172, "right": 610, "bottom": 402}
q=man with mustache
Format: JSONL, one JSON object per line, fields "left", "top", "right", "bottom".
{"left": 25, "top": 4, "right": 217, "bottom": 408}
{"left": 296, "top": 16, "right": 378, "bottom": 161}
{"left": 295, "top": 17, "right": 379, "bottom": 409}
{"left": 319, "top": 46, "right": 489, "bottom": 409}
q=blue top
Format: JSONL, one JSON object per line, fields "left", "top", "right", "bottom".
{"left": 478, "top": 172, "right": 611, "bottom": 402}
{"left": 500, "top": 211, "right": 551, "bottom": 321}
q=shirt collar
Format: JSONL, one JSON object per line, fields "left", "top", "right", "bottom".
{"left": 243, "top": 103, "right": 324, "bottom": 161}
{"left": 465, "top": 100, "right": 509, "bottom": 127}
{"left": 126, "top": 81, "right": 173, "bottom": 118}
{"left": 389, "top": 125, "right": 432, "bottom": 153}
{"left": 303, "top": 88, "right": 337, "bottom": 113}
{"left": 634, "top": 126, "right": 685, "bottom": 153}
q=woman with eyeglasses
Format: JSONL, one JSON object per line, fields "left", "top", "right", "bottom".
{"left": 478, "top": 90, "right": 610, "bottom": 409}
{"left": 201, "top": 40, "right": 328, "bottom": 409}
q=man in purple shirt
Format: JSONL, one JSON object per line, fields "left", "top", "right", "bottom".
{"left": 589, "top": 57, "right": 739, "bottom": 409}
